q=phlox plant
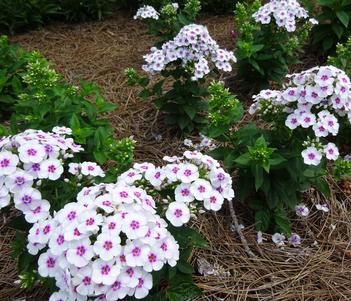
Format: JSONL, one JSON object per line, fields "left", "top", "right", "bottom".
{"left": 0, "top": 36, "right": 135, "bottom": 178}
{"left": 204, "top": 81, "right": 332, "bottom": 234}
{"left": 125, "top": 22, "right": 236, "bottom": 132}
{"left": 14, "top": 148, "right": 233, "bottom": 300}
{"left": 234, "top": 0, "right": 316, "bottom": 91}
{"left": 0, "top": 127, "right": 105, "bottom": 285}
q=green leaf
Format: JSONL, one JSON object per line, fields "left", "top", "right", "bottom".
{"left": 323, "top": 36, "right": 334, "bottom": 51}
{"left": 254, "top": 165, "right": 264, "bottom": 191}
{"left": 177, "top": 261, "right": 194, "bottom": 274}
{"left": 234, "top": 153, "right": 251, "bottom": 166}
{"left": 183, "top": 105, "right": 196, "bottom": 119}
{"left": 332, "top": 24, "right": 344, "bottom": 39}
{"left": 269, "top": 153, "right": 287, "bottom": 166}
{"left": 166, "top": 281, "right": 202, "bottom": 301}
{"left": 336, "top": 10, "right": 350, "bottom": 28}
{"left": 255, "top": 210, "right": 271, "bottom": 231}
{"left": 69, "top": 113, "right": 81, "bottom": 131}
{"left": 317, "top": 0, "right": 334, "bottom": 7}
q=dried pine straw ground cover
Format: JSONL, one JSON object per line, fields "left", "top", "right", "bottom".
{"left": 1, "top": 11, "right": 351, "bottom": 301}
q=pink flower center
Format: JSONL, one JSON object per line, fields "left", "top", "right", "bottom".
{"left": 15, "top": 176, "right": 25, "bottom": 185}
{"left": 120, "top": 191, "right": 128, "bottom": 198}
{"left": 86, "top": 217, "right": 95, "bottom": 226}
{"left": 43, "top": 225, "right": 51, "bottom": 235}
{"left": 161, "top": 243, "right": 168, "bottom": 251}
{"left": 130, "top": 220, "right": 140, "bottom": 230}
{"left": 27, "top": 148, "right": 37, "bottom": 156}
{"left": 308, "top": 153, "right": 316, "bottom": 160}
{"left": 22, "top": 195, "right": 32, "bottom": 204}
{"left": 184, "top": 169, "right": 192, "bottom": 177}
{"left": 132, "top": 247, "right": 141, "bottom": 257}
{"left": 48, "top": 165, "right": 56, "bottom": 173}
{"left": 181, "top": 188, "right": 190, "bottom": 196}
{"left": 148, "top": 253, "right": 157, "bottom": 263}
{"left": 210, "top": 196, "right": 217, "bottom": 203}
{"left": 32, "top": 163, "right": 40, "bottom": 171}
{"left": 83, "top": 276, "right": 91, "bottom": 286}
{"left": 67, "top": 211, "right": 76, "bottom": 221}
{"left": 101, "top": 265, "right": 111, "bottom": 275}
{"left": 126, "top": 267, "right": 134, "bottom": 277}
{"left": 198, "top": 185, "right": 206, "bottom": 193}
{"left": 0, "top": 159, "right": 10, "bottom": 168}
{"left": 137, "top": 278, "right": 144, "bottom": 288}
{"left": 87, "top": 165, "right": 94, "bottom": 171}
{"left": 57, "top": 235, "right": 64, "bottom": 245}
{"left": 109, "top": 222, "right": 116, "bottom": 230}
{"left": 154, "top": 171, "right": 161, "bottom": 179}
{"left": 103, "top": 241, "right": 113, "bottom": 251}
{"left": 174, "top": 209, "right": 183, "bottom": 218}
{"left": 46, "top": 257, "right": 55, "bottom": 268}
{"left": 76, "top": 245, "right": 86, "bottom": 256}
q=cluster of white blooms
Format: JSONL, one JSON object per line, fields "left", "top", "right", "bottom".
{"left": 183, "top": 134, "right": 216, "bottom": 151}
{"left": 118, "top": 150, "right": 234, "bottom": 227}
{"left": 272, "top": 232, "right": 301, "bottom": 247}
{"left": 252, "top": 0, "right": 310, "bottom": 32}
{"left": 250, "top": 66, "right": 351, "bottom": 166}
{"left": 28, "top": 182, "right": 179, "bottom": 301}
{"left": 68, "top": 162, "right": 105, "bottom": 178}
{"left": 0, "top": 127, "right": 86, "bottom": 223}
{"left": 142, "top": 24, "right": 236, "bottom": 80}
{"left": 133, "top": 5, "right": 159, "bottom": 20}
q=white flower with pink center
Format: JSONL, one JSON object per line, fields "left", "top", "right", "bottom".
{"left": 106, "top": 280, "right": 130, "bottom": 301}
{"left": 81, "top": 161, "right": 105, "bottom": 177}
{"left": 66, "top": 238, "right": 94, "bottom": 268}
{"left": 52, "top": 126, "right": 73, "bottom": 135}
{"left": 72, "top": 265, "right": 95, "bottom": 296}
{"left": 78, "top": 210, "right": 103, "bottom": 234}
{"left": 298, "top": 112, "right": 316, "bottom": 128}
{"left": 157, "top": 236, "right": 180, "bottom": 267}
{"left": 124, "top": 240, "right": 150, "bottom": 267}
{"left": 23, "top": 162, "right": 41, "bottom": 178}
{"left": 119, "top": 266, "right": 142, "bottom": 288}
{"left": 92, "top": 259, "right": 121, "bottom": 285}
{"left": 95, "top": 193, "right": 114, "bottom": 213}
{"left": 38, "top": 250, "right": 58, "bottom": 277}
{"left": 38, "top": 159, "right": 64, "bottom": 180}
{"left": 94, "top": 232, "right": 121, "bottom": 261}
{"left": 145, "top": 167, "right": 165, "bottom": 187}
{"left": 123, "top": 213, "right": 149, "bottom": 239}
{"left": 204, "top": 190, "right": 224, "bottom": 211}
{"left": 112, "top": 186, "right": 134, "bottom": 204}
{"left": 209, "top": 168, "right": 231, "bottom": 188}
{"left": 177, "top": 163, "right": 199, "bottom": 183}
{"left": 68, "top": 162, "right": 80, "bottom": 175}
{"left": 118, "top": 169, "right": 142, "bottom": 185}
{"left": 133, "top": 162, "right": 155, "bottom": 174}
{"left": 24, "top": 199, "right": 50, "bottom": 223}
{"left": 4, "top": 169, "right": 33, "bottom": 193}
{"left": 163, "top": 164, "right": 181, "bottom": 183}
{"left": 315, "top": 68, "right": 334, "bottom": 86}
{"left": 312, "top": 122, "right": 328, "bottom": 137}
{"left": 0, "top": 151, "right": 19, "bottom": 175}
{"left": 49, "top": 228, "right": 69, "bottom": 256}
{"left": 27, "top": 241, "right": 45, "bottom": 255}
{"left": 285, "top": 113, "right": 300, "bottom": 129}
{"left": 142, "top": 250, "right": 164, "bottom": 272}
{"left": 165, "top": 202, "right": 190, "bottom": 227}
{"left": 18, "top": 143, "right": 46, "bottom": 163}
{"left": 133, "top": 272, "right": 153, "bottom": 299}
{"left": 174, "top": 183, "right": 194, "bottom": 203}
{"left": 301, "top": 146, "right": 322, "bottom": 166}
{"left": 323, "top": 143, "right": 339, "bottom": 160}
{"left": 13, "top": 187, "right": 42, "bottom": 213}
{"left": 190, "top": 179, "right": 212, "bottom": 200}
{"left": 57, "top": 202, "right": 84, "bottom": 225}
{"left": 101, "top": 215, "right": 122, "bottom": 235}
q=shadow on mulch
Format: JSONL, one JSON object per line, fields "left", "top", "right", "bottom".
{"left": 1, "top": 10, "right": 351, "bottom": 301}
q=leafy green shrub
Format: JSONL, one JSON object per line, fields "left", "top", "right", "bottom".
{"left": 0, "top": 36, "right": 134, "bottom": 178}
{"left": 234, "top": 0, "right": 314, "bottom": 91}
{"left": 311, "top": 0, "right": 351, "bottom": 53}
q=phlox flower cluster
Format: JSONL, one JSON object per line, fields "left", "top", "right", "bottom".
{"left": 252, "top": 0, "right": 310, "bottom": 32}
{"left": 249, "top": 66, "right": 351, "bottom": 166}
{"left": 29, "top": 183, "right": 179, "bottom": 301}
{"left": 133, "top": 5, "right": 159, "bottom": 20}
{"left": 142, "top": 24, "right": 236, "bottom": 80}
{"left": 0, "top": 127, "right": 87, "bottom": 223}
{"left": 183, "top": 134, "right": 216, "bottom": 152}
{"left": 118, "top": 150, "right": 234, "bottom": 227}
{"left": 68, "top": 162, "right": 105, "bottom": 178}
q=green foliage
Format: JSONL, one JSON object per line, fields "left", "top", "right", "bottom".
{"left": 311, "top": 0, "right": 351, "bottom": 53}
{"left": 327, "top": 36, "right": 351, "bottom": 76}
{"left": 333, "top": 157, "right": 351, "bottom": 180}
{"left": 0, "top": 36, "right": 134, "bottom": 178}
{"left": 234, "top": 0, "right": 312, "bottom": 90}
{"left": 0, "top": 0, "right": 118, "bottom": 34}
{"left": 203, "top": 81, "right": 243, "bottom": 138}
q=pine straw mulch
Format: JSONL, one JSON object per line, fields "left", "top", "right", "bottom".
{"left": 0, "top": 11, "right": 350, "bottom": 301}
